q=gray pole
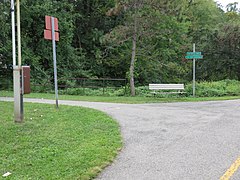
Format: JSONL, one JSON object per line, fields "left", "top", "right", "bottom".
{"left": 11, "top": 0, "right": 16, "bottom": 67}
{"left": 13, "top": 0, "right": 23, "bottom": 122}
{"left": 193, "top": 43, "right": 196, "bottom": 97}
{"left": 51, "top": 17, "right": 59, "bottom": 108}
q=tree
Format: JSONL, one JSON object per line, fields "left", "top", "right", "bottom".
{"left": 0, "top": 0, "right": 13, "bottom": 88}
{"left": 199, "top": 19, "right": 240, "bottom": 80}
{"left": 67, "top": 0, "right": 118, "bottom": 78}
{"left": 17, "top": 0, "right": 88, "bottom": 85}
{"left": 104, "top": 0, "right": 191, "bottom": 95}
{"left": 226, "top": 2, "right": 239, "bottom": 12}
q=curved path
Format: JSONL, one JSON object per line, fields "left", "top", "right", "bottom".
{"left": 1, "top": 97, "right": 240, "bottom": 180}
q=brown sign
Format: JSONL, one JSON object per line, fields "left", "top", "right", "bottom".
{"left": 44, "top": 30, "right": 59, "bottom": 41}
{"left": 22, "top": 66, "right": 31, "bottom": 94}
{"left": 44, "top": 16, "right": 59, "bottom": 41}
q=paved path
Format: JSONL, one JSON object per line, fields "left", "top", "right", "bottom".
{"left": 1, "top": 97, "right": 240, "bottom": 180}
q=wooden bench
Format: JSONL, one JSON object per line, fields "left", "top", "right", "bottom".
{"left": 149, "top": 84, "right": 185, "bottom": 95}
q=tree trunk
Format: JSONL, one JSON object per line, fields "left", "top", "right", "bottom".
{"left": 130, "top": 11, "right": 137, "bottom": 96}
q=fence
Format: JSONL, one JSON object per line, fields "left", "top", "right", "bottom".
{"left": 32, "top": 78, "right": 127, "bottom": 96}
{"left": 0, "top": 68, "right": 128, "bottom": 96}
{"left": 0, "top": 67, "right": 12, "bottom": 90}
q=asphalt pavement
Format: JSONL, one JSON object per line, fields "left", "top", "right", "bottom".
{"left": 1, "top": 97, "right": 240, "bottom": 180}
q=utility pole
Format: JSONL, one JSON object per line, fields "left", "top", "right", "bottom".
{"left": 13, "top": 0, "right": 23, "bottom": 122}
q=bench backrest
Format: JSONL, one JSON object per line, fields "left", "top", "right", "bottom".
{"left": 149, "top": 84, "right": 184, "bottom": 90}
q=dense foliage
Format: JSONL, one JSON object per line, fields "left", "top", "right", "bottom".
{"left": 0, "top": 0, "right": 240, "bottom": 95}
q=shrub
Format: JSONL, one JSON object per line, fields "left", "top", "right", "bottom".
{"left": 185, "top": 80, "right": 240, "bottom": 97}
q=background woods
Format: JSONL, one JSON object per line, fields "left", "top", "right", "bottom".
{"left": 0, "top": 0, "right": 240, "bottom": 95}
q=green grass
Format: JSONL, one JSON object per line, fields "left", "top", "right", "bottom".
{"left": 1, "top": 90, "right": 240, "bottom": 104}
{"left": 0, "top": 101, "right": 122, "bottom": 179}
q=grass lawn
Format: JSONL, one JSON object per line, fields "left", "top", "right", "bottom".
{"left": 1, "top": 90, "right": 240, "bottom": 104}
{"left": 0, "top": 101, "right": 122, "bottom": 179}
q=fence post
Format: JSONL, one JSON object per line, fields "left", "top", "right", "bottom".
{"left": 124, "top": 79, "right": 127, "bottom": 95}
{"left": 103, "top": 79, "right": 105, "bottom": 95}
{"left": 83, "top": 78, "right": 86, "bottom": 95}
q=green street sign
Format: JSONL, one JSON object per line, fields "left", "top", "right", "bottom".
{"left": 185, "top": 55, "right": 203, "bottom": 59}
{"left": 186, "top": 52, "right": 201, "bottom": 55}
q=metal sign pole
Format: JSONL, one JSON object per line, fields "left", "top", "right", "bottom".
{"left": 51, "top": 17, "right": 59, "bottom": 108}
{"left": 193, "top": 43, "right": 196, "bottom": 97}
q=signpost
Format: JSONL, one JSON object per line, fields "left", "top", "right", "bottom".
{"left": 185, "top": 44, "right": 203, "bottom": 97}
{"left": 44, "top": 16, "right": 59, "bottom": 108}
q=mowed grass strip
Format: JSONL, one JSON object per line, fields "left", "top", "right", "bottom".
{"left": 0, "top": 102, "right": 122, "bottom": 179}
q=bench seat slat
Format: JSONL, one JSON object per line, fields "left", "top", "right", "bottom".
{"left": 149, "top": 84, "right": 184, "bottom": 90}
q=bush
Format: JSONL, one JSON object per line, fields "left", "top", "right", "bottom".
{"left": 185, "top": 79, "right": 240, "bottom": 97}
{"left": 58, "top": 87, "right": 127, "bottom": 97}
